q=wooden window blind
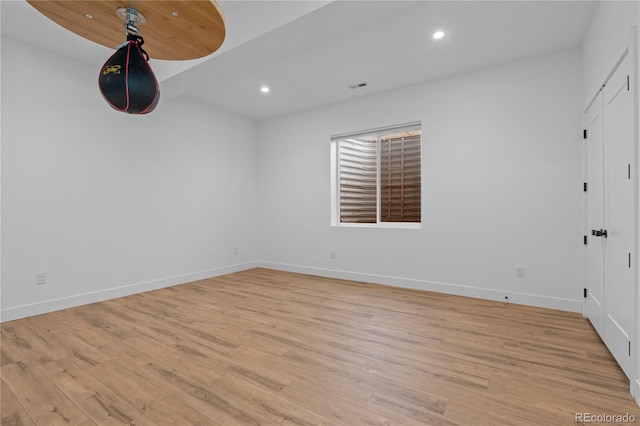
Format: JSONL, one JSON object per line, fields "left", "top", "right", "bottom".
{"left": 335, "top": 123, "right": 421, "bottom": 224}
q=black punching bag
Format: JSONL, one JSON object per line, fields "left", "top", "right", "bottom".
{"left": 99, "top": 34, "right": 159, "bottom": 114}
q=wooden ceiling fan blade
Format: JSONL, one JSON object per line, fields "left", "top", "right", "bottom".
{"left": 26, "top": 0, "right": 226, "bottom": 60}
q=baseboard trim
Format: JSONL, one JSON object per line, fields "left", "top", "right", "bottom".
{"left": 257, "top": 261, "right": 583, "bottom": 313}
{"left": 1, "top": 261, "right": 584, "bottom": 322}
{"left": 0, "top": 261, "right": 258, "bottom": 323}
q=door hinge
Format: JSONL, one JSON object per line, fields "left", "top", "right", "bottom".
{"left": 627, "top": 75, "right": 630, "bottom": 91}
{"left": 583, "top": 235, "right": 588, "bottom": 245}
{"left": 584, "top": 288, "right": 588, "bottom": 298}
{"left": 628, "top": 164, "right": 631, "bottom": 180}
{"left": 592, "top": 229, "right": 607, "bottom": 237}
{"left": 583, "top": 129, "right": 587, "bottom": 139}
{"left": 583, "top": 182, "right": 588, "bottom": 192}
{"left": 629, "top": 253, "right": 632, "bottom": 268}
{"left": 629, "top": 341, "right": 631, "bottom": 356}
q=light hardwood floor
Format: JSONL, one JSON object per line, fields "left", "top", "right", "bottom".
{"left": 2, "top": 268, "right": 639, "bottom": 425}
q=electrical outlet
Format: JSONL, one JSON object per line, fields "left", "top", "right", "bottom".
{"left": 36, "top": 272, "right": 47, "bottom": 285}
{"left": 515, "top": 265, "right": 525, "bottom": 278}
{"left": 330, "top": 250, "right": 336, "bottom": 259}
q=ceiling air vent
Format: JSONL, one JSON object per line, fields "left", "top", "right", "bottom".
{"left": 349, "top": 82, "right": 368, "bottom": 89}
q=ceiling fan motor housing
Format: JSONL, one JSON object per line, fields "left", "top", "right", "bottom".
{"left": 98, "top": 35, "right": 159, "bottom": 114}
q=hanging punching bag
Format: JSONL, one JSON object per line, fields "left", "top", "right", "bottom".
{"left": 99, "top": 34, "right": 159, "bottom": 114}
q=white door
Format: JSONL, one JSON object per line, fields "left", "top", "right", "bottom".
{"left": 584, "top": 92, "right": 605, "bottom": 338}
{"left": 603, "top": 52, "right": 635, "bottom": 379}
{"left": 584, "top": 51, "right": 636, "bottom": 381}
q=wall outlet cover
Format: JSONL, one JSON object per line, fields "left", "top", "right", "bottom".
{"left": 36, "top": 272, "right": 47, "bottom": 285}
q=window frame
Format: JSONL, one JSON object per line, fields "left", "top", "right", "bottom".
{"left": 330, "top": 121, "right": 422, "bottom": 229}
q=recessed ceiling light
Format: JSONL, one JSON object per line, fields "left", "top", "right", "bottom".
{"left": 171, "top": 11, "right": 179, "bottom": 17}
{"left": 85, "top": 13, "right": 93, "bottom": 19}
{"left": 260, "top": 86, "right": 270, "bottom": 93}
{"left": 433, "top": 31, "right": 445, "bottom": 40}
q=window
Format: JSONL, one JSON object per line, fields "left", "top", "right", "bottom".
{"left": 331, "top": 122, "right": 421, "bottom": 226}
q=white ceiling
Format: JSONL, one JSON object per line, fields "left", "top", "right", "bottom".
{"left": 2, "top": 0, "right": 598, "bottom": 120}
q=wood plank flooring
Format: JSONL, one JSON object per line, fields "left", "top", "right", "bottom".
{"left": 2, "top": 268, "right": 639, "bottom": 425}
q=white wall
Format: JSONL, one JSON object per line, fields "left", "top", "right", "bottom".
{"left": 257, "top": 48, "right": 584, "bottom": 313}
{"left": 582, "top": 0, "right": 639, "bottom": 107}
{"left": 0, "top": 38, "right": 259, "bottom": 321}
{"left": 582, "top": 0, "right": 640, "bottom": 404}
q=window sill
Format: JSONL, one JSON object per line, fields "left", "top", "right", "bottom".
{"left": 332, "top": 222, "right": 422, "bottom": 230}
